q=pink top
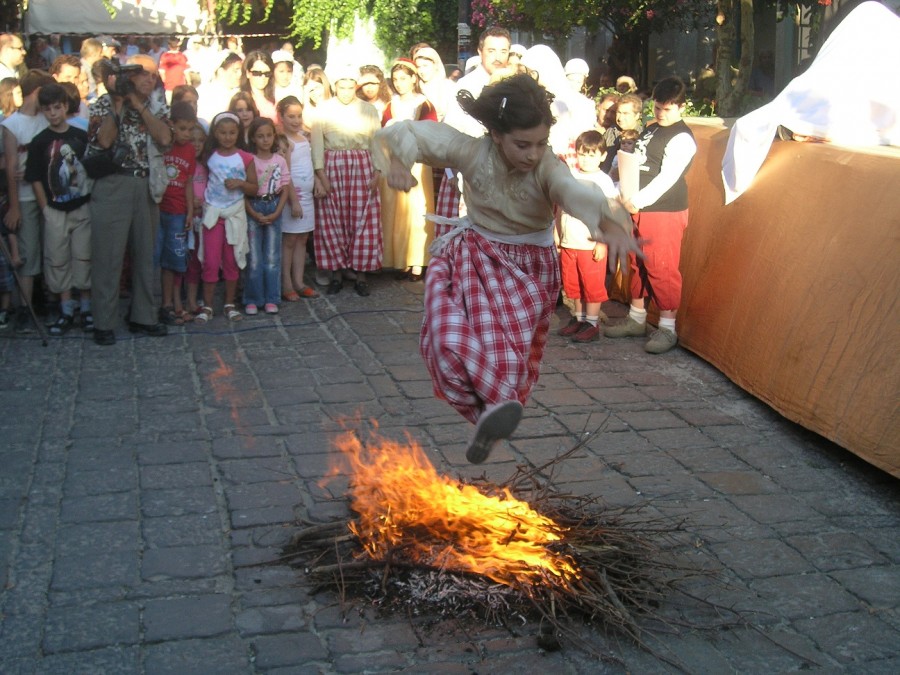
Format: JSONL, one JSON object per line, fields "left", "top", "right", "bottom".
{"left": 253, "top": 154, "right": 290, "bottom": 197}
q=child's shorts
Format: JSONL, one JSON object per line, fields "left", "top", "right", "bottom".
{"left": 154, "top": 211, "right": 189, "bottom": 273}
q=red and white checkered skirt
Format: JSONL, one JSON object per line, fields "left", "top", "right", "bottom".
{"left": 314, "top": 149, "right": 383, "bottom": 272}
{"left": 433, "top": 173, "right": 461, "bottom": 239}
{"left": 420, "top": 228, "right": 561, "bottom": 423}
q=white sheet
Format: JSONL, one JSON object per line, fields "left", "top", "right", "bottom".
{"left": 721, "top": 1, "right": 900, "bottom": 204}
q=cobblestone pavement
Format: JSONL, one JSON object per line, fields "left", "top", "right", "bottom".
{"left": 1, "top": 273, "right": 898, "bottom": 674}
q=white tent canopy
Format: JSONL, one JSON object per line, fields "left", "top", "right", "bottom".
{"left": 25, "top": 0, "right": 206, "bottom": 35}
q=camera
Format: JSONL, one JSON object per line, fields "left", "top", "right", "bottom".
{"left": 97, "top": 59, "right": 145, "bottom": 97}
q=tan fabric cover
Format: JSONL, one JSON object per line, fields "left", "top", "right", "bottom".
{"left": 681, "top": 119, "right": 900, "bottom": 477}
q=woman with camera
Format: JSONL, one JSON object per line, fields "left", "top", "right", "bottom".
{"left": 86, "top": 54, "right": 172, "bottom": 346}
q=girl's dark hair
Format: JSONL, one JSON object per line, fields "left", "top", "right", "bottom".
{"left": 356, "top": 65, "right": 391, "bottom": 105}
{"left": 652, "top": 76, "right": 687, "bottom": 106}
{"left": 171, "top": 84, "right": 199, "bottom": 103}
{"left": 228, "top": 91, "right": 259, "bottom": 122}
{"left": 217, "top": 51, "right": 243, "bottom": 75}
{"left": 276, "top": 94, "right": 302, "bottom": 118}
{"left": 246, "top": 116, "right": 276, "bottom": 153}
{"left": 241, "top": 50, "right": 275, "bottom": 103}
{"left": 458, "top": 73, "right": 554, "bottom": 135}
{"left": 201, "top": 113, "right": 240, "bottom": 165}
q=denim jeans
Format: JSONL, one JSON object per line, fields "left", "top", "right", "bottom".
{"left": 243, "top": 198, "right": 283, "bottom": 306}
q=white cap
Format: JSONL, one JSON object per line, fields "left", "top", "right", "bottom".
{"left": 327, "top": 63, "right": 358, "bottom": 85}
{"left": 564, "top": 58, "right": 590, "bottom": 76}
{"left": 271, "top": 50, "right": 293, "bottom": 65}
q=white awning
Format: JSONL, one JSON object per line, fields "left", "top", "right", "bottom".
{"left": 25, "top": 0, "right": 207, "bottom": 35}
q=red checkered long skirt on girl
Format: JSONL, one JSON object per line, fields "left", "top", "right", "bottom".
{"left": 420, "top": 228, "right": 561, "bottom": 424}
{"left": 314, "top": 149, "right": 382, "bottom": 271}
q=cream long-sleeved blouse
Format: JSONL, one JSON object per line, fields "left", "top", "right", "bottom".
{"left": 310, "top": 97, "right": 381, "bottom": 171}
{"left": 372, "top": 120, "right": 628, "bottom": 238}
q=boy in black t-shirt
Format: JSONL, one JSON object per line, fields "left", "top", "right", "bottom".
{"left": 604, "top": 77, "right": 697, "bottom": 354}
{"left": 25, "top": 83, "right": 93, "bottom": 336}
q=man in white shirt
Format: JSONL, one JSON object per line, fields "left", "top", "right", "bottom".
{"left": 0, "top": 33, "right": 26, "bottom": 80}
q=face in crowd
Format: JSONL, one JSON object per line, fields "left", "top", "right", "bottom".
{"left": 479, "top": 36, "right": 510, "bottom": 76}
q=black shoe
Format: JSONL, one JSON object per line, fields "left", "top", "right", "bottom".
{"left": 128, "top": 321, "right": 168, "bottom": 337}
{"left": 326, "top": 279, "right": 343, "bottom": 295}
{"left": 354, "top": 281, "right": 370, "bottom": 297}
{"left": 14, "top": 308, "right": 35, "bottom": 334}
{"left": 93, "top": 329, "right": 116, "bottom": 346}
{"left": 49, "top": 314, "right": 75, "bottom": 337}
{"left": 393, "top": 270, "right": 409, "bottom": 281}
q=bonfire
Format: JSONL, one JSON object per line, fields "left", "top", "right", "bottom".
{"left": 282, "top": 424, "right": 728, "bottom": 665}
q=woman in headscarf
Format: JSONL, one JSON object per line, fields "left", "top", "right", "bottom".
{"left": 196, "top": 50, "right": 243, "bottom": 122}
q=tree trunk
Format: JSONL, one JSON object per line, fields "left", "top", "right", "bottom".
{"left": 715, "top": 0, "right": 755, "bottom": 117}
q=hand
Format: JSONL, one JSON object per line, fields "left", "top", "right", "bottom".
{"left": 591, "top": 242, "right": 607, "bottom": 262}
{"left": 291, "top": 204, "right": 302, "bottom": 218}
{"left": 224, "top": 178, "right": 242, "bottom": 190}
{"left": 387, "top": 157, "right": 416, "bottom": 192}
{"left": 4, "top": 205, "right": 20, "bottom": 231}
{"left": 600, "top": 225, "right": 644, "bottom": 274}
{"left": 368, "top": 173, "right": 380, "bottom": 194}
{"left": 313, "top": 175, "right": 330, "bottom": 198}
{"left": 619, "top": 195, "right": 639, "bottom": 215}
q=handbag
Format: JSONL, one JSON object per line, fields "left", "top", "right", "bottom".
{"left": 82, "top": 144, "right": 124, "bottom": 180}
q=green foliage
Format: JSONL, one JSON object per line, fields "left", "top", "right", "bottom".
{"left": 372, "top": 0, "right": 457, "bottom": 61}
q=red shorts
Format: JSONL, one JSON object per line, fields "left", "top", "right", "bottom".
{"left": 560, "top": 247, "right": 608, "bottom": 304}
{"left": 630, "top": 210, "right": 688, "bottom": 312}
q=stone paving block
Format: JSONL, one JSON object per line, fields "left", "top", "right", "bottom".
{"left": 143, "top": 636, "right": 250, "bottom": 674}
{"left": 139, "top": 412, "right": 206, "bottom": 435}
{"left": 42, "top": 601, "right": 139, "bottom": 652}
{"left": 333, "top": 650, "right": 409, "bottom": 672}
{"left": 628, "top": 472, "right": 714, "bottom": 501}
{"left": 786, "top": 531, "right": 889, "bottom": 572}
{"left": 141, "top": 487, "right": 218, "bottom": 517}
{"left": 141, "top": 462, "right": 212, "bottom": 490}
{"left": 55, "top": 520, "right": 139, "bottom": 555}
{"left": 217, "top": 457, "right": 295, "bottom": 485}
{"left": 231, "top": 506, "right": 298, "bottom": 530}
{"left": 696, "top": 471, "right": 779, "bottom": 496}
{"left": 640, "top": 426, "right": 719, "bottom": 451}
{"left": 224, "top": 482, "right": 303, "bottom": 511}
{"left": 668, "top": 446, "right": 751, "bottom": 473}
{"left": 51, "top": 549, "right": 139, "bottom": 591}
{"left": 829, "top": 566, "right": 900, "bottom": 608}
{"left": 59, "top": 492, "right": 138, "bottom": 523}
{"left": 793, "top": 611, "right": 899, "bottom": 665}
{"left": 615, "top": 409, "right": 686, "bottom": 431}
{"left": 748, "top": 573, "right": 861, "bottom": 620}
{"left": 135, "top": 440, "right": 210, "bottom": 466}
{"left": 728, "top": 493, "right": 821, "bottom": 524}
{"left": 711, "top": 538, "right": 814, "bottom": 579}
{"left": 36, "top": 645, "right": 141, "bottom": 674}
{"left": 205, "top": 407, "right": 272, "bottom": 432}
{"left": 63, "top": 467, "right": 138, "bottom": 496}
{"left": 65, "top": 442, "right": 134, "bottom": 470}
{"left": 530, "top": 386, "right": 596, "bottom": 408}
{"left": 143, "top": 594, "right": 234, "bottom": 641}
{"left": 326, "top": 621, "right": 420, "bottom": 653}
{"left": 601, "top": 449, "right": 685, "bottom": 478}
{"left": 142, "top": 545, "right": 228, "bottom": 580}
{"left": 670, "top": 406, "right": 739, "bottom": 427}
{"left": 235, "top": 604, "right": 307, "bottom": 636}
{"left": 250, "top": 632, "right": 328, "bottom": 669}
{"left": 142, "top": 514, "right": 222, "bottom": 548}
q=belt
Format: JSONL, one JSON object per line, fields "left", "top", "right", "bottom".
{"left": 256, "top": 193, "right": 278, "bottom": 202}
{"left": 117, "top": 167, "right": 149, "bottom": 177}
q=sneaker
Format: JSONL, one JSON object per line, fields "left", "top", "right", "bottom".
{"left": 49, "top": 314, "right": 75, "bottom": 337}
{"left": 557, "top": 317, "right": 585, "bottom": 337}
{"left": 572, "top": 322, "right": 601, "bottom": 343}
{"left": 644, "top": 327, "right": 678, "bottom": 354}
{"left": 0, "top": 310, "right": 8, "bottom": 329}
{"left": 314, "top": 270, "right": 331, "bottom": 287}
{"left": 244, "top": 304, "right": 259, "bottom": 316}
{"left": 466, "top": 401, "right": 524, "bottom": 464}
{"left": 81, "top": 312, "right": 94, "bottom": 332}
{"left": 264, "top": 303, "right": 278, "bottom": 314}
{"left": 604, "top": 317, "right": 646, "bottom": 338}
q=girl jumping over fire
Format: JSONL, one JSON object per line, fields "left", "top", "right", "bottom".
{"left": 372, "top": 74, "right": 639, "bottom": 463}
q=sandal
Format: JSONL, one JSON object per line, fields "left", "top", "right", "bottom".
{"left": 195, "top": 307, "right": 213, "bottom": 324}
{"left": 224, "top": 304, "right": 242, "bottom": 322}
{"left": 297, "top": 286, "right": 319, "bottom": 299}
{"left": 282, "top": 291, "right": 301, "bottom": 302}
{"left": 175, "top": 309, "right": 193, "bottom": 323}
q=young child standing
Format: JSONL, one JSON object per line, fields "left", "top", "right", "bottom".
{"left": 156, "top": 101, "right": 196, "bottom": 325}
{"left": 25, "top": 82, "right": 93, "bottom": 336}
{"left": 277, "top": 95, "right": 317, "bottom": 300}
{"left": 604, "top": 77, "right": 697, "bottom": 354}
{"left": 243, "top": 116, "right": 289, "bottom": 315}
{"left": 311, "top": 67, "right": 382, "bottom": 297}
{"left": 196, "top": 112, "right": 258, "bottom": 323}
{"left": 180, "top": 123, "right": 207, "bottom": 317}
{"left": 556, "top": 130, "right": 618, "bottom": 343}
{"left": 373, "top": 74, "right": 638, "bottom": 463}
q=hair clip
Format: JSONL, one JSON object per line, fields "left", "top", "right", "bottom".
{"left": 498, "top": 96, "right": 507, "bottom": 120}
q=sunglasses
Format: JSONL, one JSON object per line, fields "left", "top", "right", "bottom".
{"left": 248, "top": 70, "right": 271, "bottom": 78}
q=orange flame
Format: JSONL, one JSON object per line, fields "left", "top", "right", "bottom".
{"left": 332, "top": 431, "right": 581, "bottom": 589}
